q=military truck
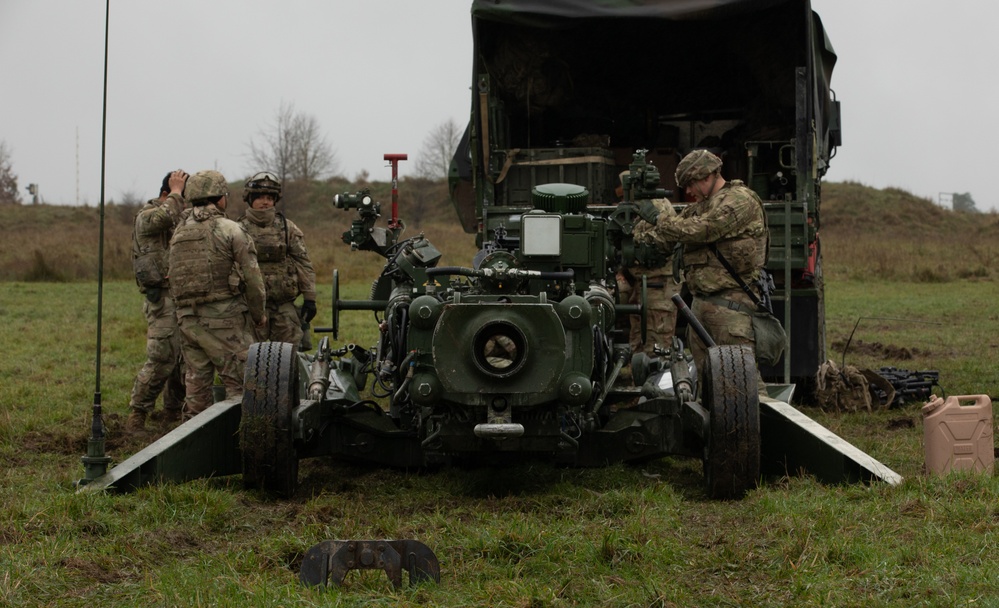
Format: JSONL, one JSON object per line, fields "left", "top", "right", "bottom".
{"left": 449, "top": 0, "right": 842, "bottom": 389}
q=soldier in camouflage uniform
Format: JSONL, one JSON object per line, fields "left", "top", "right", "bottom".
{"left": 616, "top": 171, "right": 681, "bottom": 355}
{"left": 237, "top": 172, "right": 317, "bottom": 347}
{"left": 168, "top": 170, "right": 267, "bottom": 419}
{"left": 636, "top": 150, "right": 768, "bottom": 391}
{"left": 126, "top": 170, "right": 188, "bottom": 433}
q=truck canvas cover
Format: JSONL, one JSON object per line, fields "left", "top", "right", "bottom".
{"left": 453, "top": 0, "right": 838, "bottom": 228}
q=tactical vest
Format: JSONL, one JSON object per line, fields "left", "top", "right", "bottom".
{"left": 131, "top": 202, "right": 171, "bottom": 290}
{"left": 240, "top": 215, "right": 299, "bottom": 304}
{"left": 679, "top": 181, "right": 768, "bottom": 293}
{"left": 169, "top": 217, "right": 236, "bottom": 307}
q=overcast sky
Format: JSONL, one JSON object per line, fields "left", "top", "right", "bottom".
{"left": 1, "top": 1, "right": 996, "bottom": 211}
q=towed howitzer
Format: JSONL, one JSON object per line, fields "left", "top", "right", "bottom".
{"left": 237, "top": 150, "right": 768, "bottom": 499}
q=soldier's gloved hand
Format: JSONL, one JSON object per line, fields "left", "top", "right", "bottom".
{"left": 301, "top": 299, "right": 317, "bottom": 323}
{"left": 636, "top": 199, "right": 661, "bottom": 224}
{"left": 145, "top": 286, "right": 163, "bottom": 304}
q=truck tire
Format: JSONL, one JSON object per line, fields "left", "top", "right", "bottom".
{"left": 241, "top": 341, "right": 299, "bottom": 498}
{"left": 702, "top": 344, "right": 760, "bottom": 499}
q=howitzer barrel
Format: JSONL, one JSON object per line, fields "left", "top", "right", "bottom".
{"left": 671, "top": 294, "right": 716, "bottom": 348}
{"left": 337, "top": 300, "right": 389, "bottom": 311}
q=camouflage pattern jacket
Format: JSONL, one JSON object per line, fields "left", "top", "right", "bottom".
{"left": 651, "top": 180, "right": 767, "bottom": 296}
{"left": 631, "top": 198, "right": 676, "bottom": 271}
{"left": 168, "top": 204, "right": 267, "bottom": 324}
{"left": 131, "top": 193, "right": 185, "bottom": 292}
{"left": 238, "top": 208, "right": 316, "bottom": 306}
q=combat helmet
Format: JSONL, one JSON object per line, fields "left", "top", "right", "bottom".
{"left": 243, "top": 171, "right": 282, "bottom": 204}
{"left": 185, "top": 170, "right": 229, "bottom": 203}
{"left": 675, "top": 149, "right": 722, "bottom": 189}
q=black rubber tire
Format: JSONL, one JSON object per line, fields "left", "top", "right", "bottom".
{"left": 241, "top": 341, "right": 299, "bottom": 498}
{"left": 702, "top": 344, "right": 761, "bottom": 499}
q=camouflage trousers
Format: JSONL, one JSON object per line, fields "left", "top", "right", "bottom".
{"left": 628, "top": 272, "right": 681, "bottom": 355}
{"left": 255, "top": 300, "right": 303, "bottom": 347}
{"left": 618, "top": 268, "right": 680, "bottom": 356}
{"left": 689, "top": 288, "right": 766, "bottom": 395}
{"left": 129, "top": 294, "right": 184, "bottom": 415}
{"left": 177, "top": 311, "right": 256, "bottom": 418}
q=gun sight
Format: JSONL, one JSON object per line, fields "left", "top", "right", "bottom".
{"left": 334, "top": 191, "right": 379, "bottom": 215}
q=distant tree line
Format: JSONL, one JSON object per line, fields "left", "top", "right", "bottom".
{"left": 3, "top": 113, "right": 456, "bottom": 210}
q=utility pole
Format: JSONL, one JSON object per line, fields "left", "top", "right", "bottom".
{"left": 76, "top": 127, "right": 80, "bottom": 204}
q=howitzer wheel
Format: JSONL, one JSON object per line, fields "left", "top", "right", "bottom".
{"left": 702, "top": 345, "right": 760, "bottom": 499}
{"left": 241, "top": 341, "right": 299, "bottom": 498}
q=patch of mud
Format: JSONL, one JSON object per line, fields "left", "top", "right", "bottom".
{"left": 21, "top": 412, "right": 179, "bottom": 457}
{"left": 58, "top": 557, "right": 124, "bottom": 585}
{"left": 829, "top": 339, "right": 930, "bottom": 361}
{"left": 21, "top": 430, "right": 87, "bottom": 456}
{"left": 887, "top": 417, "right": 915, "bottom": 430}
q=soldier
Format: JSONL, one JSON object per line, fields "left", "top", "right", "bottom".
{"left": 168, "top": 170, "right": 267, "bottom": 419}
{"left": 635, "top": 150, "right": 768, "bottom": 391}
{"left": 616, "top": 171, "right": 681, "bottom": 355}
{"left": 237, "top": 172, "right": 317, "bottom": 347}
{"left": 126, "top": 170, "right": 188, "bottom": 433}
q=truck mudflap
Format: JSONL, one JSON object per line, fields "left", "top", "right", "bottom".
{"left": 299, "top": 539, "right": 440, "bottom": 589}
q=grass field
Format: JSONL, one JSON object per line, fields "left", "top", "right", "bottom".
{"left": 2, "top": 181, "right": 998, "bottom": 606}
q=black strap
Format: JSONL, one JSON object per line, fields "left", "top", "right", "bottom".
{"left": 709, "top": 244, "right": 767, "bottom": 312}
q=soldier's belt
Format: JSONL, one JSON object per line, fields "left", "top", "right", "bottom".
{"left": 700, "top": 295, "right": 755, "bottom": 316}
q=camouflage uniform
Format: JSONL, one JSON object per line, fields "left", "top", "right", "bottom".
{"left": 238, "top": 208, "right": 316, "bottom": 346}
{"left": 651, "top": 174, "right": 768, "bottom": 388}
{"left": 128, "top": 193, "right": 186, "bottom": 422}
{"left": 622, "top": 198, "right": 681, "bottom": 354}
{"left": 169, "top": 199, "right": 266, "bottom": 418}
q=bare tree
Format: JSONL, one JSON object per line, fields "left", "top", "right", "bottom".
{"left": 0, "top": 141, "right": 22, "bottom": 205}
{"left": 288, "top": 112, "right": 338, "bottom": 182}
{"left": 414, "top": 118, "right": 462, "bottom": 179}
{"left": 247, "top": 101, "right": 338, "bottom": 183}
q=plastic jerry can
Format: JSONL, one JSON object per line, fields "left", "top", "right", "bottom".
{"left": 922, "top": 395, "right": 994, "bottom": 475}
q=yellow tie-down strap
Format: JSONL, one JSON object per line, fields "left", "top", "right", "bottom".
{"left": 496, "top": 150, "right": 615, "bottom": 183}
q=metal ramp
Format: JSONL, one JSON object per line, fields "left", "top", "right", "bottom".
{"left": 760, "top": 396, "right": 903, "bottom": 485}
{"left": 78, "top": 398, "right": 243, "bottom": 493}
{"left": 79, "top": 394, "right": 901, "bottom": 494}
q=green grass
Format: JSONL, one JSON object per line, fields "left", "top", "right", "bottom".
{"left": 2, "top": 277, "right": 998, "bottom": 606}
{"left": 825, "top": 279, "right": 999, "bottom": 399}
{"left": 2, "top": 180, "right": 998, "bottom": 605}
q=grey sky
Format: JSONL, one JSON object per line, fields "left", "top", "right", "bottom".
{"left": 1, "top": 1, "right": 996, "bottom": 211}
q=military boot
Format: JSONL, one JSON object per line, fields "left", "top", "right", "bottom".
{"left": 125, "top": 410, "right": 147, "bottom": 433}
{"left": 161, "top": 408, "right": 182, "bottom": 425}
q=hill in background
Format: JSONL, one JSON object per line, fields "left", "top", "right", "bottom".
{"left": 819, "top": 181, "right": 999, "bottom": 282}
{"left": 2, "top": 180, "right": 996, "bottom": 284}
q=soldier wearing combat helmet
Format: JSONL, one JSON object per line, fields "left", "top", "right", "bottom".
{"left": 125, "top": 170, "right": 188, "bottom": 433}
{"left": 168, "top": 170, "right": 267, "bottom": 418}
{"left": 237, "top": 172, "right": 317, "bottom": 349}
{"left": 635, "top": 149, "right": 769, "bottom": 393}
